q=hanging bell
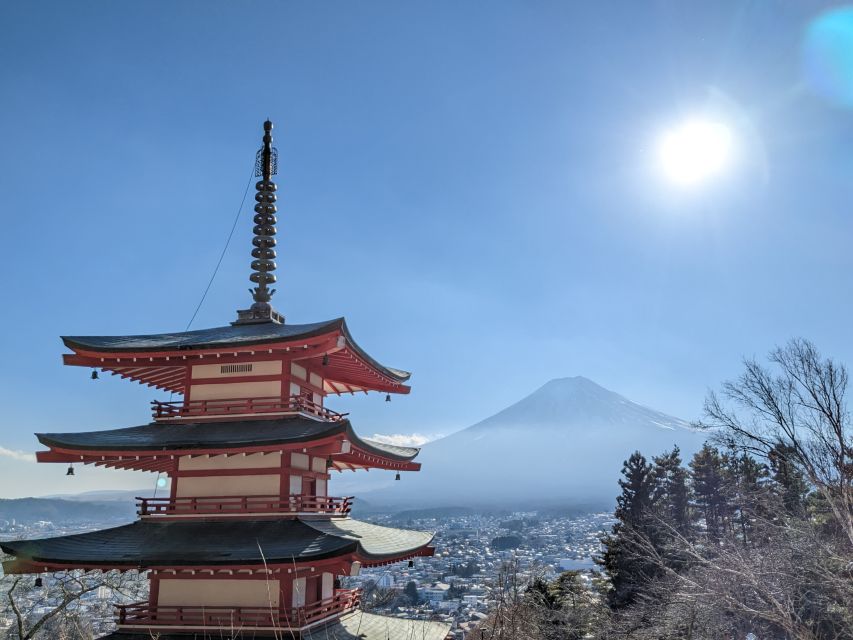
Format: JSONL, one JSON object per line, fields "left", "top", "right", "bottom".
{"left": 66, "top": 464, "right": 75, "bottom": 476}
{"left": 34, "top": 577, "right": 43, "bottom": 588}
{"left": 322, "top": 354, "right": 330, "bottom": 366}
{"left": 91, "top": 370, "right": 99, "bottom": 380}
{"left": 326, "top": 455, "right": 334, "bottom": 469}
{"left": 385, "top": 394, "right": 391, "bottom": 403}
{"left": 395, "top": 472, "right": 401, "bottom": 481}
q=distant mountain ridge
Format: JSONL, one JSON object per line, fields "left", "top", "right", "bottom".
{"left": 0, "top": 497, "right": 136, "bottom": 524}
{"left": 367, "top": 376, "right": 706, "bottom": 508}
{"left": 465, "top": 377, "right": 691, "bottom": 432}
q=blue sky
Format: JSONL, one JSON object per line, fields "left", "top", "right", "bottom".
{"left": 2, "top": 1, "right": 853, "bottom": 496}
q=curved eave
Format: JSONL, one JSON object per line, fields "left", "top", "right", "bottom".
{"left": 337, "top": 319, "right": 410, "bottom": 384}
{"left": 62, "top": 318, "right": 410, "bottom": 395}
{"left": 303, "top": 611, "right": 451, "bottom": 640}
{"left": 0, "top": 518, "right": 435, "bottom": 574}
{"left": 99, "top": 612, "right": 451, "bottom": 640}
{"left": 61, "top": 319, "right": 346, "bottom": 354}
{"left": 33, "top": 417, "right": 421, "bottom": 472}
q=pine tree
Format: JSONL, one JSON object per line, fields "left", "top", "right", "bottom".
{"left": 600, "top": 451, "right": 657, "bottom": 608}
{"left": 689, "top": 445, "right": 729, "bottom": 540}
{"left": 728, "top": 452, "right": 769, "bottom": 545}
{"left": 768, "top": 443, "right": 809, "bottom": 517}
{"left": 652, "top": 446, "right": 692, "bottom": 534}
{"left": 404, "top": 580, "right": 419, "bottom": 604}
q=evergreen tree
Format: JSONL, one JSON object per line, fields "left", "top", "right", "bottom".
{"left": 728, "top": 452, "right": 769, "bottom": 545}
{"left": 689, "top": 444, "right": 729, "bottom": 540}
{"left": 404, "top": 580, "right": 419, "bottom": 604}
{"left": 652, "top": 446, "right": 692, "bottom": 534}
{"left": 768, "top": 443, "right": 809, "bottom": 517}
{"left": 600, "top": 451, "right": 658, "bottom": 608}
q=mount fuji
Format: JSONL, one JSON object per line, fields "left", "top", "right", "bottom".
{"left": 368, "top": 377, "right": 707, "bottom": 509}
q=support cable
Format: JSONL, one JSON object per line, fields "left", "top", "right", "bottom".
{"left": 184, "top": 164, "right": 256, "bottom": 332}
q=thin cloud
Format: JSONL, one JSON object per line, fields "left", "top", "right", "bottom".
{"left": 0, "top": 447, "right": 36, "bottom": 463}
{"left": 367, "top": 433, "right": 443, "bottom": 448}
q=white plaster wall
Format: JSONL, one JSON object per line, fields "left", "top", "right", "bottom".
{"left": 158, "top": 579, "right": 280, "bottom": 608}
{"left": 190, "top": 380, "right": 281, "bottom": 400}
{"left": 191, "top": 361, "right": 282, "bottom": 379}
{"left": 175, "top": 475, "right": 279, "bottom": 498}
{"left": 178, "top": 453, "right": 281, "bottom": 471}
{"left": 291, "top": 453, "right": 309, "bottom": 470}
{"left": 288, "top": 475, "right": 302, "bottom": 495}
{"left": 292, "top": 577, "right": 306, "bottom": 608}
{"left": 322, "top": 573, "right": 334, "bottom": 600}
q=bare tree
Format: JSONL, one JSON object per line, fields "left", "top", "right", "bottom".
{"left": 702, "top": 338, "right": 853, "bottom": 546}
{"left": 2, "top": 565, "right": 147, "bottom": 640}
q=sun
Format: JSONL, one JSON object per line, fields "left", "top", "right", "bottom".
{"left": 657, "top": 119, "right": 733, "bottom": 186}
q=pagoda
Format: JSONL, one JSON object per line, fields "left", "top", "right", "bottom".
{"left": 1, "top": 121, "right": 451, "bottom": 640}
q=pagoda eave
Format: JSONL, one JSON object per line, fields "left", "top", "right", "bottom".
{"left": 36, "top": 448, "right": 421, "bottom": 473}
{"left": 3, "top": 547, "right": 436, "bottom": 576}
{"left": 62, "top": 319, "right": 411, "bottom": 395}
{"left": 97, "top": 610, "right": 452, "bottom": 640}
{"left": 0, "top": 517, "right": 436, "bottom": 575}
{"left": 34, "top": 416, "right": 421, "bottom": 472}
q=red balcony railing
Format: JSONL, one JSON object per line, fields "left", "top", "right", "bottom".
{"left": 115, "top": 589, "right": 361, "bottom": 630}
{"left": 151, "top": 395, "right": 347, "bottom": 422}
{"left": 136, "top": 494, "right": 353, "bottom": 517}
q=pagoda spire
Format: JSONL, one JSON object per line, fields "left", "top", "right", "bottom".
{"left": 235, "top": 119, "right": 284, "bottom": 325}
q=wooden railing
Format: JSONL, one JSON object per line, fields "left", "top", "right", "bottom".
{"left": 115, "top": 589, "right": 361, "bottom": 629}
{"left": 136, "top": 494, "right": 353, "bottom": 516}
{"left": 151, "top": 395, "right": 347, "bottom": 422}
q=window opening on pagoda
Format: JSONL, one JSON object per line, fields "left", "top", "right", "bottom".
{"left": 221, "top": 363, "right": 253, "bottom": 374}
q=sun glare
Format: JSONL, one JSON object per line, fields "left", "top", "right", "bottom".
{"left": 657, "top": 119, "right": 733, "bottom": 186}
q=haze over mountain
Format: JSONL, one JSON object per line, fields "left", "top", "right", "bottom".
{"left": 368, "top": 377, "right": 707, "bottom": 509}
{"left": 0, "top": 497, "right": 136, "bottom": 524}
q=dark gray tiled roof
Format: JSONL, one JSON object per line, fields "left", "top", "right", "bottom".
{"left": 62, "top": 317, "right": 411, "bottom": 383}
{"left": 1, "top": 518, "right": 433, "bottom": 568}
{"left": 360, "top": 438, "right": 421, "bottom": 459}
{"left": 36, "top": 417, "right": 420, "bottom": 461}
{"left": 303, "top": 611, "right": 451, "bottom": 640}
{"left": 302, "top": 518, "right": 434, "bottom": 557}
{"left": 63, "top": 319, "right": 343, "bottom": 352}
{"left": 98, "top": 612, "right": 451, "bottom": 640}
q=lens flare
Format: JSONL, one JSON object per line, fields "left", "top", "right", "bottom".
{"left": 657, "top": 120, "right": 733, "bottom": 186}
{"left": 157, "top": 476, "right": 168, "bottom": 488}
{"left": 803, "top": 6, "right": 853, "bottom": 107}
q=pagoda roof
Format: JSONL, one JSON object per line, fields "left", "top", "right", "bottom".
{"left": 62, "top": 319, "right": 345, "bottom": 352}
{"left": 35, "top": 416, "right": 420, "bottom": 472}
{"left": 304, "top": 611, "right": 452, "bottom": 640}
{"left": 99, "top": 611, "right": 451, "bottom": 640}
{"left": 61, "top": 318, "right": 410, "bottom": 394}
{"left": 0, "top": 517, "right": 434, "bottom": 573}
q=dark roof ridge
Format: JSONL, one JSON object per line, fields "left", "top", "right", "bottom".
{"left": 35, "top": 416, "right": 420, "bottom": 461}
{"left": 0, "top": 517, "right": 433, "bottom": 569}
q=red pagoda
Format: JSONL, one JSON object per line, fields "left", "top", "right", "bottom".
{"left": 1, "top": 121, "right": 451, "bottom": 640}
